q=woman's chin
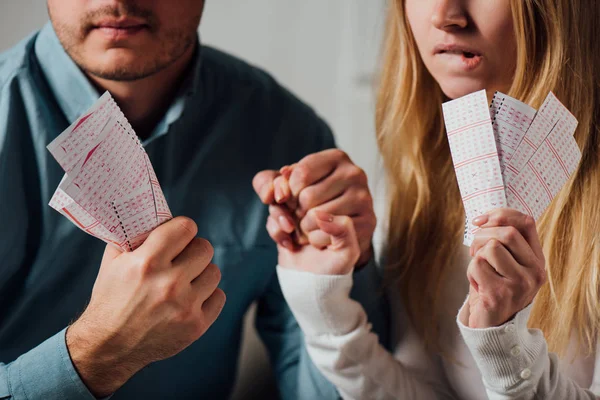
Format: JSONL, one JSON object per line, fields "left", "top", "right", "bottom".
{"left": 438, "top": 80, "right": 490, "bottom": 100}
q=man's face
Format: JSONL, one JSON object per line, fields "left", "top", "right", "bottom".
{"left": 48, "top": 0, "right": 205, "bottom": 81}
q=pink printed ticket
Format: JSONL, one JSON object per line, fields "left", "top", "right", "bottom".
{"left": 444, "top": 90, "right": 581, "bottom": 246}
{"left": 48, "top": 92, "right": 172, "bottom": 251}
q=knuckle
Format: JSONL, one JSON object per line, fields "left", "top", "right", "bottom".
{"left": 293, "top": 164, "right": 311, "bottom": 186}
{"left": 354, "top": 188, "right": 373, "bottom": 206}
{"left": 298, "top": 187, "right": 316, "bottom": 207}
{"left": 192, "top": 237, "right": 214, "bottom": 261}
{"left": 331, "top": 148, "right": 349, "bottom": 161}
{"left": 175, "top": 216, "right": 198, "bottom": 237}
{"left": 156, "top": 278, "right": 180, "bottom": 304}
{"left": 135, "top": 254, "right": 160, "bottom": 276}
{"left": 523, "top": 215, "right": 536, "bottom": 230}
{"left": 494, "top": 214, "right": 509, "bottom": 226}
{"left": 204, "top": 263, "right": 222, "bottom": 285}
{"left": 503, "top": 226, "right": 520, "bottom": 244}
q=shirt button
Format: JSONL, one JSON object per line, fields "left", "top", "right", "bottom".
{"left": 504, "top": 324, "right": 516, "bottom": 333}
{"left": 520, "top": 368, "right": 532, "bottom": 380}
{"left": 510, "top": 345, "right": 521, "bottom": 356}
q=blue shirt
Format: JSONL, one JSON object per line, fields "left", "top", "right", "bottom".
{"left": 0, "top": 23, "right": 388, "bottom": 399}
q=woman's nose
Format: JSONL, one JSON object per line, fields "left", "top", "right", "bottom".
{"left": 431, "top": 0, "right": 468, "bottom": 31}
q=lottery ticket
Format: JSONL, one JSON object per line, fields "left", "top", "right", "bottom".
{"left": 444, "top": 90, "right": 581, "bottom": 246}
{"left": 443, "top": 90, "right": 507, "bottom": 245}
{"left": 48, "top": 92, "right": 172, "bottom": 251}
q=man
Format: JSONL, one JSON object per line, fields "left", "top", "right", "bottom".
{"left": 0, "top": 0, "right": 388, "bottom": 399}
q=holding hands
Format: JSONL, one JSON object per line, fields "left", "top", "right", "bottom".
{"left": 464, "top": 209, "right": 547, "bottom": 328}
{"left": 253, "top": 149, "right": 376, "bottom": 274}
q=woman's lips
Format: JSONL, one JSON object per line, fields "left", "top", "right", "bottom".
{"left": 436, "top": 50, "right": 484, "bottom": 71}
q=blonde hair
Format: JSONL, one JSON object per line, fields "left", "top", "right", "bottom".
{"left": 377, "top": 0, "right": 600, "bottom": 355}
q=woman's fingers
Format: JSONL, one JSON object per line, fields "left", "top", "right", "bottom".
{"left": 473, "top": 208, "right": 543, "bottom": 260}
{"left": 471, "top": 226, "right": 538, "bottom": 268}
{"left": 266, "top": 216, "right": 294, "bottom": 250}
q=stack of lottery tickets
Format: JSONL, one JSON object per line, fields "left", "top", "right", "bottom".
{"left": 47, "top": 92, "right": 172, "bottom": 252}
{"left": 442, "top": 90, "right": 580, "bottom": 245}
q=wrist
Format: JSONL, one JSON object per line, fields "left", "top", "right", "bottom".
{"left": 66, "top": 318, "right": 142, "bottom": 397}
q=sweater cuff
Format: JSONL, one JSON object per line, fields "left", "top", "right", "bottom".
{"left": 457, "top": 299, "right": 547, "bottom": 390}
{"left": 277, "top": 266, "right": 366, "bottom": 337}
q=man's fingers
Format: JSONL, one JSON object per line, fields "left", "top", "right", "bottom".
{"left": 138, "top": 216, "right": 198, "bottom": 262}
{"left": 253, "top": 170, "right": 279, "bottom": 204}
{"left": 266, "top": 216, "right": 295, "bottom": 250}
{"left": 173, "top": 238, "right": 215, "bottom": 282}
{"left": 201, "top": 288, "right": 227, "bottom": 327}
{"left": 191, "top": 263, "right": 222, "bottom": 301}
{"left": 296, "top": 171, "right": 350, "bottom": 215}
{"left": 289, "top": 149, "right": 348, "bottom": 197}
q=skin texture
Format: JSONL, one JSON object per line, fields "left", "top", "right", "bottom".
{"left": 48, "top": 0, "right": 203, "bottom": 81}
{"left": 258, "top": 1, "right": 545, "bottom": 330}
{"left": 46, "top": 2, "right": 227, "bottom": 397}
{"left": 405, "top": 0, "right": 516, "bottom": 99}
{"left": 47, "top": 0, "right": 205, "bottom": 138}
{"left": 253, "top": 149, "right": 376, "bottom": 271}
{"left": 67, "top": 217, "right": 226, "bottom": 397}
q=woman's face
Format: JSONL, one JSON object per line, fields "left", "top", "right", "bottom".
{"left": 405, "top": 0, "right": 517, "bottom": 99}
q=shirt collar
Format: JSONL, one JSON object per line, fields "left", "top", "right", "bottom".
{"left": 35, "top": 22, "right": 203, "bottom": 144}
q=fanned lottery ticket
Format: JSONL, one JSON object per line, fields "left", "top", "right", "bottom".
{"left": 442, "top": 90, "right": 507, "bottom": 245}
{"left": 47, "top": 92, "right": 172, "bottom": 252}
{"left": 443, "top": 90, "right": 581, "bottom": 246}
{"left": 504, "top": 92, "right": 578, "bottom": 186}
{"left": 490, "top": 92, "right": 536, "bottom": 172}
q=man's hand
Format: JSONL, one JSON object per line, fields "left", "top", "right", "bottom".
{"left": 66, "top": 217, "right": 226, "bottom": 397}
{"left": 253, "top": 149, "right": 376, "bottom": 266}
{"left": 461, "top": 209, "right": 546, "bottom": 329}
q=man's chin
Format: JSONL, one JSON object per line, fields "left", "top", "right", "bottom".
{"left": 80, "top": 53, "right": 161, "bottom": 82}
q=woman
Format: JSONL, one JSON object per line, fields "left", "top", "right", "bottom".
{"left": 263, "top": 0, "right": 600, "bottom": 399}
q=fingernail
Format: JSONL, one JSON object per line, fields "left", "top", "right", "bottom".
{"left": 472, "top": 215, "right": 489, "bottom": 226}
{"left": 279, "top": 216, "right": 295, "bottom": 233}
{"left": 274, "top": 184, "right": 283, "bottom": 203}
{"left": 315, "top": 209, "right": 334, "bottom": 222}
{"left": 281, "top": 240, "right": 292, "bottom": 250}
{"left": 280, "top": 166, "right": 290, "bottom": 176}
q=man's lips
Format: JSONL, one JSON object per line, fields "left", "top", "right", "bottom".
{"left": 91, "top": 19, "right": 149, "bottom": 40}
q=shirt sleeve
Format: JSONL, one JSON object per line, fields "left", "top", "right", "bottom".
{"left": 457, "top": 300, "right": 599, "bottom": 399}
{"left": 0, "top": 328, "right": 99, "bottom": 399}
{"left": 276, "top": 266, "right": 456, "bottom": 400}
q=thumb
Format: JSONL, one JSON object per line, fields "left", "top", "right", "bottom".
{"left": 101, "top": 243, "right": 123, "bottom": 266}
{"left": 314, "top": 210, "right": 358, "bottom": 253}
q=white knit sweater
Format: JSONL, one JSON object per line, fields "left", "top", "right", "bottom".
{"left": 277, "top": 247, "right": 600, "bottom": 399}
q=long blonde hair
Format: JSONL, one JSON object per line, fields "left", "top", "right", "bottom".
{"left": 377, "top": 0, "right": 600, "bottom": 355}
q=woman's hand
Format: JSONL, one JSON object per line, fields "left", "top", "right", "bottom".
{"left": 464, "top": 209, "right": 546, "bottom": 328}
{"left": 252, "top": 149, "right": 376, "bottom": 266}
